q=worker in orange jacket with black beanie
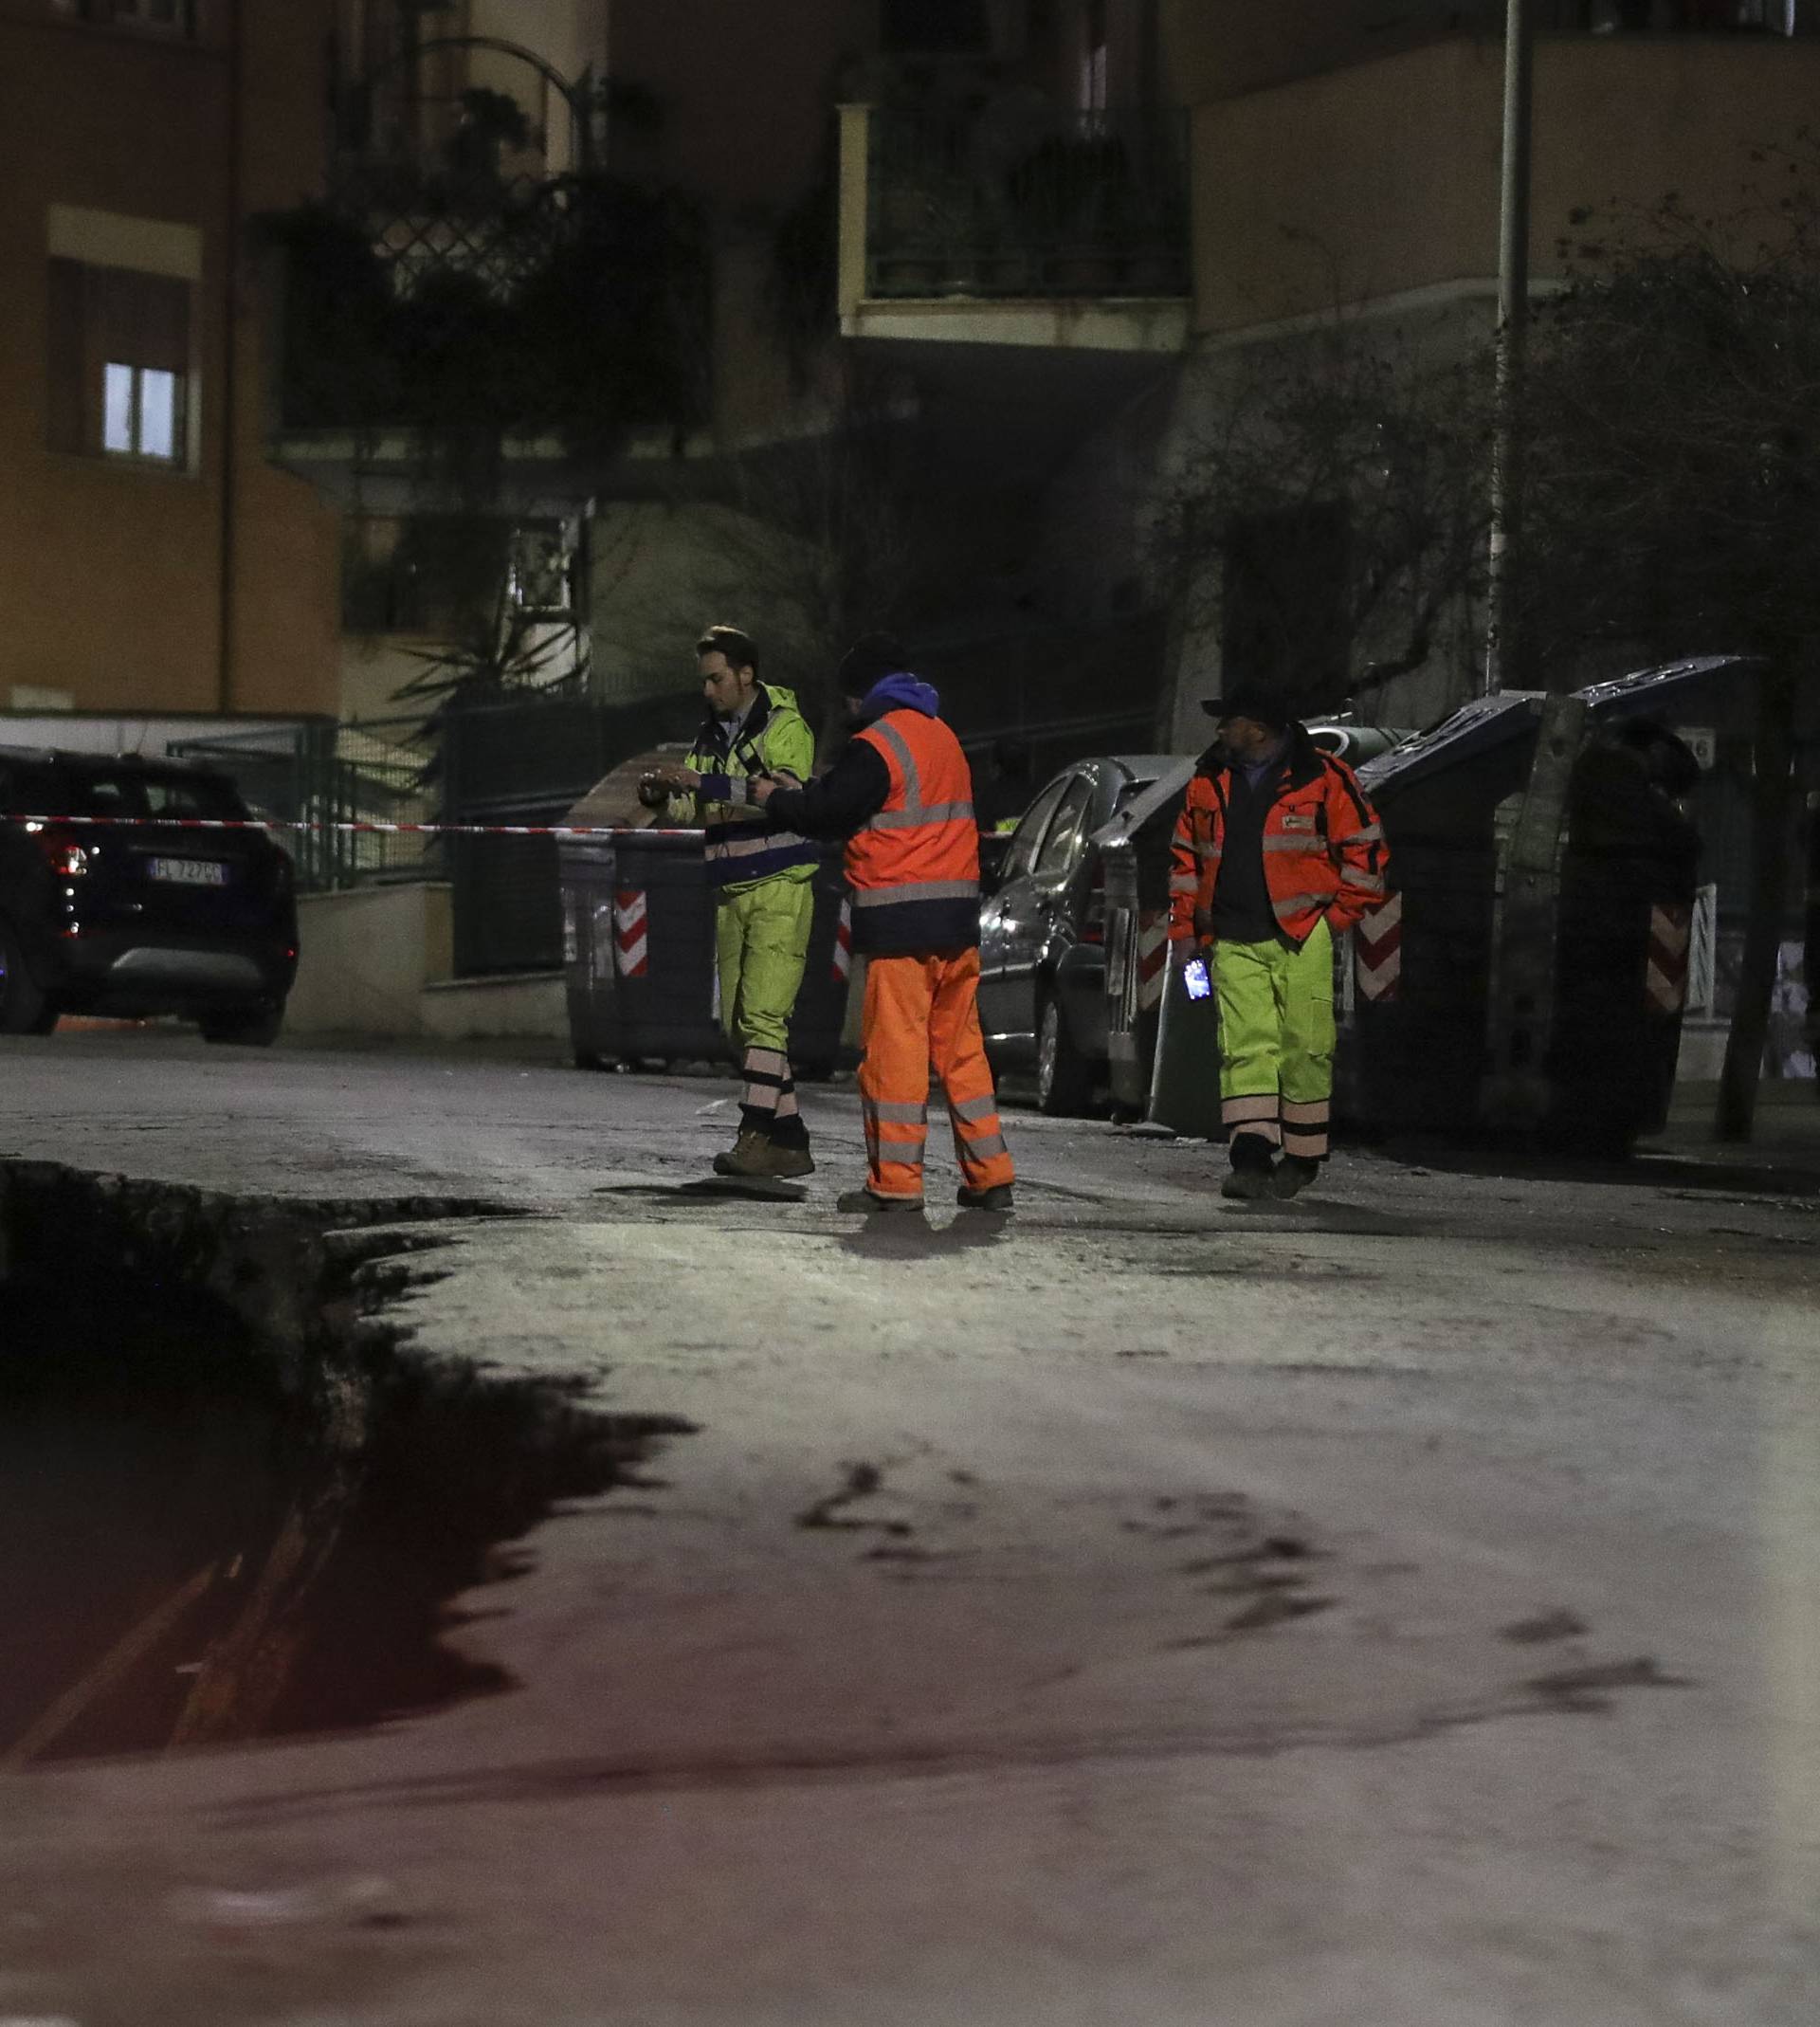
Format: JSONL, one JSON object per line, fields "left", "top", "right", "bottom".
{"left": 751, "top": 635, "right": 1016, "bottom": 1215}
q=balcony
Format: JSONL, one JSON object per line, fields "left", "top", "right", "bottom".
{"left": 838, "top": 101, "right": 1192, "bottom": 353}
{"left": 264, "top": 159, "right": 708, "bottom": 507}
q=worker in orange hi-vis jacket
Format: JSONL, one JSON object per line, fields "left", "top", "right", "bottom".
{"left": 1167, "top": 679, "right": 1389, "bottom": 1203}
{"left": 751, "top": 634, "right": 1015, "bottom": 1216}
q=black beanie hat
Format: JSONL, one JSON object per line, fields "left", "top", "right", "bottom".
{"left": 837, "top": 633, "right": 910, "bottom": 697}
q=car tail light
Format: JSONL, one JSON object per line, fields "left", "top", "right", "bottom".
{"left": 37, "top": 828, "right": 95, "bottom": 878}
{"left": 1081, "top": 853, "right": 1105, "bottom": 944}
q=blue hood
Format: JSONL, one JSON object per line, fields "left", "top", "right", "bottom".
{"left": 862, "top": 672, "right": 941, "bottom": 720}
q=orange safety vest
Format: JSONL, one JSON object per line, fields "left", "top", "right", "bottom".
{"left": 846, "top": 707, "right": 981, "bottom": 956}
{"left": 1168, "top": 737, "right": 1389, "bottom": 947}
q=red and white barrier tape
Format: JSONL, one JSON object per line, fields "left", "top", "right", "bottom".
{"left": 6, "top": 815, "right": 695, "bottom": 839}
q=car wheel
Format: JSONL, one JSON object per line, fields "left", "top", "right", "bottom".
{"left": 199, "top": 1002, "right": 284, "bottom": 1047}
{"left": 1035, "top": 989, "right": 1094, "bottom": 1117}
{"left": 0, "top": 917, "right": 53, "bottom": 1036}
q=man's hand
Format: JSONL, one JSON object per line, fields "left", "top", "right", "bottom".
{"left": 747, "top": 775, "right": 777, "bottom": 807}
{"left": 641, "top": 764, "right": 700, "bottom": 797}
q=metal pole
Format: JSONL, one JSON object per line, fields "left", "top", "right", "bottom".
{"left": 1484, "top": 0, "right": 1533, "bottom": 697}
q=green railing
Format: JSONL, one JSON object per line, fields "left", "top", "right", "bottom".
{"left": 170, "top": 717, "right": 439, "bottom": 894}
{"left": 866, "top": 103, "right": 1190, "bottom": 300}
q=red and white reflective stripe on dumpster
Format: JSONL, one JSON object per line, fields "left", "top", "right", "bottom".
{"left": 613, "top": 888, "right": 649, "bottom": 977}
{"left": 1647, "top": 902, "right": 1691, "bottom": 1014}
{"left": 1136, "top": 911, "right": 1169, "bottom": 1012}
{"left": 1355, "top": 894, "right": 1403, "bottom": 1002}
{"left": 830, "top": 899, "right": 852, "bottom": 983}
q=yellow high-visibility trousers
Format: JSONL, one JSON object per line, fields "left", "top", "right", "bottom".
{"left": 715, "top": 875, "right": 814, "bottom": 1131}
{"left": 1212, "top": 918, "right": 1336, "bottom": 1160}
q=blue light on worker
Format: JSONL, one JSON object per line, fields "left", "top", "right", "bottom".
{"left": 1182, "top": 956, "right": 1211, "bottom": 1001}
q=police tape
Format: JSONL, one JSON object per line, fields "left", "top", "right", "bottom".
{"left": 5, "top": 815, "right": 692, "bottom": 839}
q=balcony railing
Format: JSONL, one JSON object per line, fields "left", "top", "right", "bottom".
{"left": 266, "top": 164, "right": 707, "bottom": 441}
{"left": 864, "top": 103, "right": 1190, "bottom": 300}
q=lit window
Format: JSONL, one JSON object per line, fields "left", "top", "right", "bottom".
{"left": 47, "top": 259, "right": 192, "bottom": 468}
{"left": 137, "top": 368, "right": 177, "bottom": 459}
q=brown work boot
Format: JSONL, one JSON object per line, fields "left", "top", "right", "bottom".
{"left": 714, "top": 1128, "right": 815, "bottom": 1180}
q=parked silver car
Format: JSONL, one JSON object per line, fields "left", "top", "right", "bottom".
{"left": 980, "top": 723, "right": 1413, "bottom": 1116}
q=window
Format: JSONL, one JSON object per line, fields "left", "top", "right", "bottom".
{"left": 340, "top": 517, "right": 572, "bottom": 634}
{"left": 47, "top": 259, "right": 191, "bottom": 467}
{"left": 1033, "top": 775, "right": 1096, "bottom": 878}
{"left": 51, "top": 768, "right": 245, "bottom": 822}
{"left": 1081, "top": 0, "right": 1109, "bottom": 111}
{"left": 1001, "top": 776, "right": 1070, "bottom": 882}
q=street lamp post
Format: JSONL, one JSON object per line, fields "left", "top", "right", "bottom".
{"left": 1484, "top": 0, "right": 1534, "bottom": 697}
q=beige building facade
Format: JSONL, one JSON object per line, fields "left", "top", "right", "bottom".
{"left": 0, "top": 0, "right": 340, "bottom": 721}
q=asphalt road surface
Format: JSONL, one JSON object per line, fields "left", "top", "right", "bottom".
{"left": 1, "top": 1032, "right": 1817, "bottom": 2027}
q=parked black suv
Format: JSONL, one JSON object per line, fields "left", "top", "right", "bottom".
{"left": 0, "top": 749, "right": 298, "bottom": 1042}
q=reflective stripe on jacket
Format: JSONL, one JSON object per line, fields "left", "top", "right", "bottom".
{"left": 845, "top": 707, "right": 980, "bottom": 955}
{"left": 666, "top": 682, "right": 820, "bottom": 890}
{"left": 1167, "top": 727, "right": 1389, "bottom": 947}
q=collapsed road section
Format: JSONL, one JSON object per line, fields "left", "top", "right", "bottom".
{"left": 0, "top": 1160, "right": 694, "bottom": 1765}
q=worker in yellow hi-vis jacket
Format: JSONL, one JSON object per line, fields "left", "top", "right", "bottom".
{"left": 640, "top": 626, "right": 820, "bottom": 1180}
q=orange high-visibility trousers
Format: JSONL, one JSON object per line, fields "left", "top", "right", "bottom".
{"left": 859, "top": 949, "right": 1015, "bottom": 1202}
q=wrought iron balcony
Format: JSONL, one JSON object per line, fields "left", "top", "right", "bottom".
{"left": 265, "top": 162, "right": 706, "bottom": 445}
{"left": 864, "top": 103, "right": 1190, "bottom": 301}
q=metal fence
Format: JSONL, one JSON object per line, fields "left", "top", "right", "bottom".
{"left": 439, "top": 688, "right": 696, "bottom": 976}
{"left": 170, "top": 717, "right": 438, "bottom": 893}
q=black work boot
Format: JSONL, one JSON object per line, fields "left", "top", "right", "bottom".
{"left": 835, "top": 1187, "right": 924, "bottom": 1214}
{"left": 1220, "top": 1133, "right": 1277, "bottom": 1203}
{"left": 1271, "top": 1154, "right": 1321, "bottom": 1200}
{"left": 956, "top": 1183, "right": 1014, "bottom": 1213}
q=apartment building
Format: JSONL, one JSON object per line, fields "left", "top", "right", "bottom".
{"left": 0, "top": 0, "right": 340, "bottom": 720}
{"left": 833, "top": 0, "right": 1820, "bottom": 740}
{"left": 283, "top": 0, "right": 858, "bottom": 721}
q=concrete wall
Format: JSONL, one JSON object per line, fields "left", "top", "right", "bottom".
{"left": 420, "top": 971, "right": 567, "bottom": 1043}
{"left": 288, "top": 882, "right": 453, "bottom": 1038}
{"left": 0, "top": 0, "right": 339, "bottom": 720}
{"left": 1192, "top": 35, "right": 1820, "bottom": 335}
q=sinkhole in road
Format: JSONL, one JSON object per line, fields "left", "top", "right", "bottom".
{"left": 0, "top": 1188, "right": 693, "bottom": 1766}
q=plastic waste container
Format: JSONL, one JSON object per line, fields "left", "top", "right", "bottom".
{"left": 561, "top": 826, "right": 853, "bottom": 1074}
{"left": 1344, "top": 656, "right": 1738, "bottom": 1152}
{"left": 560, "top": 812, "right": 852, "bottom": 1075}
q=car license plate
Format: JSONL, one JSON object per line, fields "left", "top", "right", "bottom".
{"left": 149, "top": 857, "right": 229, "bottom": 887}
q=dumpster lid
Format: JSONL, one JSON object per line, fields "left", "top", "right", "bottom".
{"left": 1573, "top": 652, "right": 1762, "bottom": 718}
{"left": 1356, "top": 692, "right": 1543, "bottom": 796}
{"left": 1089, "top": 754, "right": 1197, "bottom": 851}
{"left": 564, "top": 745, "right": 694, "bottom": 832}
{"left": 1356, "top": 653, "right": 1766, "bottom": 799}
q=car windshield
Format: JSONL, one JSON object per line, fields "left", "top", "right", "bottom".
{"left": 52, "top": 770, "right": 247, "bottom": 822}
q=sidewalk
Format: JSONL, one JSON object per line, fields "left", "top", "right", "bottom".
{"left": 1644, "top": 1078, "right": 1820, "bottom": 1185}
